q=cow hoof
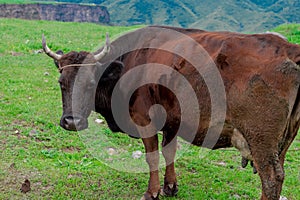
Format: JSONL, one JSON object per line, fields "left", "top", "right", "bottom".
{"left": 162, "top": 182, "right": 178, "bottom": 197}
{"left": 253, "top": 166, "right": 257, "bottom": 174}
{"left": 241, "top": 157, "right": 249, "bottom": 168}
{"left": 141, "top": 192, "right": 160, "bottom": 200}
{"left": 250, "top": 161, "right": 257, "bottom": 174}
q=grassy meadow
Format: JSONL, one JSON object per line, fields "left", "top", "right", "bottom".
{"left": 0, "top": 18, "right": 299, "bottom": 199}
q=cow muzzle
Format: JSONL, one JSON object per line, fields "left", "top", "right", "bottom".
{"left": 60, "top": 115, "right": 88, "bottom": 131}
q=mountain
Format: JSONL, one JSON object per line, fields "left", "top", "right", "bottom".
{"left": 99, "top": 0, "right": 300, "bottom": 32}
{"left": 18, "top": 0, "right": 300, "bottom": 32}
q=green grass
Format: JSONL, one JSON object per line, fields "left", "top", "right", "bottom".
{"left": 272, "top": 23, "right": 300, "bottom": 44}
{"left": 0, "top": 0, "right": 33, "bottom": 3}
{"left": 0, "top": 18, "right": 299, "bottom": 199}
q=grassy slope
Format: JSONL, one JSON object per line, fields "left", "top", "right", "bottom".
{"left": 0, "top": 0, "right": 32, "bottom": 3}
{"left": 0, "top": 18, "right": 299, "bottom": 199}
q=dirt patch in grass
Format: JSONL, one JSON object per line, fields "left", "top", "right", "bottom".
{"left": 62, "top": 146, "right": 81, "bottom": 153}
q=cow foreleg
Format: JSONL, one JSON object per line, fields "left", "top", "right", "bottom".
{"left": 161, "top": 132, "right": 178, "bottom": 197}
{"left": 141, "top": 135, "right": 160, "bottom": 200}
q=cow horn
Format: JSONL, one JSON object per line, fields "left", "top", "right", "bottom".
{"left": 94, "top": 33, "right": 111, "bottom": 61}
{"left": 42, "top": 34, "right": 62, "bottom": 61}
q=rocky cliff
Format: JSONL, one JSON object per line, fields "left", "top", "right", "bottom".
{"left": 0, "top": 3, "right": 110, "bottom": 24}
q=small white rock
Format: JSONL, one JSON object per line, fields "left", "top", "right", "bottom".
{"left": 34, "top": 49, "right": 44, "bottom": 54}
{"left": 233, "top": 194, "right": 241, "bottom": 199}
{"left": 107, "top": 148, "right": 116, "bottom": 156}
{"left": 280, "top": 196, "right": 288, "bottom": 200}
{"left": 216, "top": 161, "right": 227, "bottom": 166}
{"left": 44, "top": 72, "right": 49, "bottom": 76}
{"left": 95, "top": 119, "right": 104, "bottom": 124}
{"left": 132, "top": 150, "right": 143, "bottom": 159}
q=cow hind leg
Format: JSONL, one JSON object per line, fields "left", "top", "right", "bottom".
{"left": 141, "top": 135, "right": 161, "bottom": 200}
{"left": 248, "top": 139, "right": 285, "bottom": 200}
{"left": 255, "top": 154, "right": 284, "bottom": 200}
{"left": 161, "top": 132, "right": 178, "bottom": 197}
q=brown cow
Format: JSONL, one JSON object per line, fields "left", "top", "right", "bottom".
{"left": 42, "top": 26, "right": 300, "bottom": 200}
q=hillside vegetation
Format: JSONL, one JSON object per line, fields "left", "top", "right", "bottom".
{"left": 34, "top": 0, "right": 300, "bottom": 32}
{"left": 0, "top": 18, "right": 299, "bottom": 199}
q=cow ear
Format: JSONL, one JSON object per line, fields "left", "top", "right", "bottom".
{"left": 215, "top": 52, "right": 228, "bottom": 69}
{"left": 54, "top": 50, "right": 64, "bottom": 68}
{"left": 215, "top": 41, "right": 230, "bottom": 70}
{"left": 101, "top": 61, "right": 124, "bottom": 82}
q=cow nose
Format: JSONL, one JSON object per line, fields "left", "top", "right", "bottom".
{"left": 64, "top": 116, "right": 81, "bottom": 126}
{"left": 62, "top": 116, "right": 84, "bottom": 131}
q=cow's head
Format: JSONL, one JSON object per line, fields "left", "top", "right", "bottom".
{"left": 42, "top": 34, "right": 113, "bottom": 131}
